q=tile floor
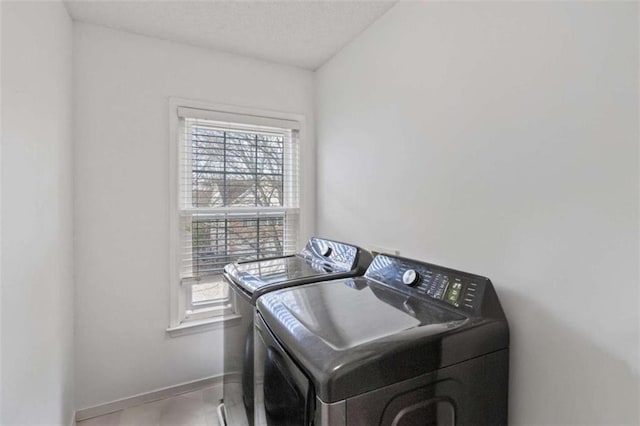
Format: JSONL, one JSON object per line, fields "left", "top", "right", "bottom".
{"left": 76, "top": 385, "right": 222, "bottom": 426}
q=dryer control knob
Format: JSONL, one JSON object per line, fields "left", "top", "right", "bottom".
{"left": 402, "top": 269, "right": 420, "bottom": 286}
{"left": 320, "top": 245, "right": 332, "bottom": 257}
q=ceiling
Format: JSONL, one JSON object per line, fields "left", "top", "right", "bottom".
{"left": 64, "top": 0, "right": 397, "bottom": 70}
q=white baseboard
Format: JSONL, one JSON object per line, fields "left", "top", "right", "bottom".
{"left": 75, "top": 374, "right": 224, "bottom": 422}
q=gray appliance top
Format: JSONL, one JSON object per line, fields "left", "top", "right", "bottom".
{"left": 223, "top": 237, "right": 372, "bottom": 303}
{"left": 261, "top": 278, "right": 465, "bottom": 351}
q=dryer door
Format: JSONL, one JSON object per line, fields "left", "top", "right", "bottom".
{"left": 255, "top": 312, "right": 313, "bottom": 426}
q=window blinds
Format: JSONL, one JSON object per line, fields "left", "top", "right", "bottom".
{"left": 178, "top": 114, "right": 300, "bottom": 282}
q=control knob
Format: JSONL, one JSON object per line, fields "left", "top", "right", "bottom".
{"left": 320, "top": 245, "right": 332, "bottom": 257}
{"left": 402, "top": 269, "right": 420, "bottom": 286}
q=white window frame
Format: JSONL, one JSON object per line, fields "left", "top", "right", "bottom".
{"left": 167, "top": 98, "right": 307, "bottom": 334}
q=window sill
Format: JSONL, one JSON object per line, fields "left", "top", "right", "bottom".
{"left": 166, "top": 313, "right": 242, "bottom": 338}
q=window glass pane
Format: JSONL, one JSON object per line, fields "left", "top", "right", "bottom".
{"left": 192, "top": 218, "right": 228, "bottom": 275}
{"left": 192, "top": 279, "right": 229, "bottom": 305}
{"left": 257, "top": 175, "right": 283, "bottom": 206}
{"left": 192, "top": 171, "right": 225, "bottom": 207}
{"left": 191, "top": 215, "right": 287, "bottom": 276}
{"left": 256, "top": 135, "right": 284, "bottom": 175}
{"left": 259, "top": 217, "right": 285, "bottom": 258}
{"left": 226, "top": 174, "right": 257, "bottom": 207}
{"left": 225, "top": 132, "right": 256, "bottom": 174}
{"left": 192, "top": 127, "right": 225, "bottom": 173}
{"left": 227, "top": 218, "right": 260, "bottom": 259}
{"left": 189, "top": 125, "right": 286, "bottom": 208}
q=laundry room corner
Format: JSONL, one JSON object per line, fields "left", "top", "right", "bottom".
{"left": 1, "top": 1, "right": 639, "bottom": 425}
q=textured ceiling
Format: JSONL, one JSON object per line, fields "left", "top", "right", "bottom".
{"left": 64, "top": 0, "right": 397, "bottom": 70}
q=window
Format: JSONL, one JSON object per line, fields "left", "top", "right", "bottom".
{"left": 169, "top": 101, "right": 302, "bottom": 330}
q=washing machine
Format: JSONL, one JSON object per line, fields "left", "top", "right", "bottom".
{"left": 221, "top": 237, "right": 373, "bottom": 426}
{"left": 254, "top": 254, "right": 509, "bottom": 425}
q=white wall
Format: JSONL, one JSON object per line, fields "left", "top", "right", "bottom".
{"left": 316, "top": 2, "right": 639, "bottom": 425}
{"left": 1, "top": 1, "right": 75, "bottom": 424}
{"left": 0, "top": 1, "right": 4, "bottom": 419}
{"left": 74, "top": 23, "right": 315, "bottom": 410}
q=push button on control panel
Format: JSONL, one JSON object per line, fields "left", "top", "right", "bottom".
{"left": 402, "top": 269, "right": 420, "bottom": 287}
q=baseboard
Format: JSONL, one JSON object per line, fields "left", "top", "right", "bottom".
{"left": 75, "top": 374, "right": 224, "bottom": 421}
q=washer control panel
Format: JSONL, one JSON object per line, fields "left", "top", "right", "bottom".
{"left": 300, "top": 237, "right": 359, "bottom": 272}
{"left": 365, "top": 254, "right": 486, "bottom": 311}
